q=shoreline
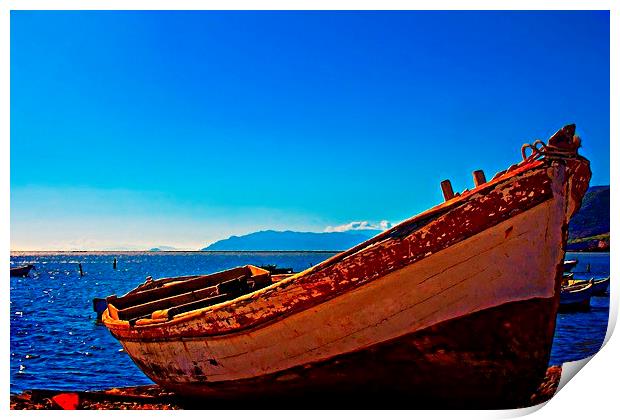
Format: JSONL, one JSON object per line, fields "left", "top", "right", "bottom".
{"left": 10, "top": 365, "right": 562, "bottom": 410}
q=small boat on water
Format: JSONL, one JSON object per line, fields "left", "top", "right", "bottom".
{"left": 10, "top": 264, "right": 35, "bottom": 277}
{"left": 567, "top": 276, "right": 610, "bottom": 297}
{"left": 563, "top": 259, "right": 578, "bottom": 272}
{"left": 590, "top": 276, "right": 610, "bottom": 296}
{"left": 103, "top": 125, "right": 591, "bottom": 408}
{"left": 559, "top": 282, "right": 593, "bottom": 312}
{"left": 560, "top": 273, "right": 574, "bottom": 288}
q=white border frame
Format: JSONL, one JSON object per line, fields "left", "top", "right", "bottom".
{"left": 2, "top": 3, "right": 616, "bottom": 419}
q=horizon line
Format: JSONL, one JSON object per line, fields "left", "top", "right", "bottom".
{"left": 10, "top": 249, "right": 345, "bottom": 253}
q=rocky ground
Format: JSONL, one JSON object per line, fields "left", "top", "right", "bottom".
{"left": 529, "top": 365, "right": 562, "bottom": 407}
{"left": 11, "top": 365, "right": 562, "bottom": 410}
{"left": 10, "top": 385, "right": 181, "bottom": 410}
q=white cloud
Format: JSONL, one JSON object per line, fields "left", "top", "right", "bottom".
{"left": 324, "top": 220, "right": 393, "bottom": 233}
{"left": 379, "top": 220, "right": 391, "bottom": 230}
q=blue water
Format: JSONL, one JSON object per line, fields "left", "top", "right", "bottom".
{"left": 10, "top": 251, "right": 609, "bottom": 394}
{"left": 550, "top": 252, "right": 610, "bottom": 365}
{"left": 10, "top": 252, "right": 336, "bottom": 394}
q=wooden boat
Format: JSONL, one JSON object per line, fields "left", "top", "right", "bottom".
{"left": 560, "top": 273, "right": 575, "bottom": 288}
{"left": 590, "top": 276, "right": 610, "bottom": 296}
{"left": 559, "top": 282, "right": 593, "bottom": 312}
{"left": 563, "top": 259, "right": 579, "bottom": 272}
{"left": 103, "top": 125, "right": 591, "bottom": 408}
{"left": 567, "top": 276, "right": 610, "bottom": 297}
{"left": 10, "top": 264, "right": 34, "bottom": 277}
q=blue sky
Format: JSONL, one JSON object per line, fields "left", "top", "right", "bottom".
{"left": 10, "top": 11, "right": 609, "bottom": 250}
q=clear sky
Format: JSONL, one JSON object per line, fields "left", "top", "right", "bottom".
{"left": 10, "top": 10, "right": 610, "bottom": 251}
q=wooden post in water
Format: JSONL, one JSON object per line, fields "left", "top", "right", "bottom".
{"left": 113, "top": 257, "right": 117, "bottom": 270}
{"left": 473, "top": 170, "right": 487, "bottom": 187}
{"left": 441, "top": 180, "right": 455, "bottom": 201}
{"left": 78, "top": 263, "right": 84, "bottom": 277}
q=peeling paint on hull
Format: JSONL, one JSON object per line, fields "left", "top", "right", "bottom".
{"left": 156, "top": 297, "right": 559, "bottom": 409}
{"left": 103, "top": 130, "right": 591, "bottom": 406}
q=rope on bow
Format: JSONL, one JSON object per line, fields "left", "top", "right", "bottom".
{"left": 521, "top": 139, "right": 579, "bottom": 162}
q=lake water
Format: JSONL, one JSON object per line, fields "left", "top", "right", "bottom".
{"left": 9, "top": 251, "right": 610, "bottom": 394}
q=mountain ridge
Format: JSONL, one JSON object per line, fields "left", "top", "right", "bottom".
{"left": 201, "top": 186, "right": 609, "bottom": 252}
{"left": 567, "top": 185, "right": 609, "bottom": 251}
{"left": 202, "top": 229, "right": 381, "bottom": 251}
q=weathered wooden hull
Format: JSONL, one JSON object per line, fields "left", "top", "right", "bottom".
{"left": 145, "top": 297, "right": 558, "bottom": 409}
{"left": 103, "top": 125, "right": 591, "bottom": 408}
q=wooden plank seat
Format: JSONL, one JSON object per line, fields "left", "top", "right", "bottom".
{"left": 118, "top": 284, "right": 220, "bottom": 321}
{"left": 106, "top": 265, "right": 277, "bottom": 322}
{"left": 107, "top": 266, "right": 251, "bottom": 309}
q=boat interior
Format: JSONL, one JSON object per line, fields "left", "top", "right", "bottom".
{"left": 105, "top": 265, "right": 289, "bottom": 326}
{"left": 566, "top": 276, "right": 609, "bottom": 286}
{"left": 561, "top": 281, "right": 592, "bottom": 293}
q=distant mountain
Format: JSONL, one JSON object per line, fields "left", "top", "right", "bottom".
{"left": 202, "top": 186, "right": 609, "bottom": 252}
{"left": 202, "top": 230, "right": 381, "bottom": 251}
{"left": 567, "top": 185, "right": 609, "bottom": 251}
{"left": 149, "top": 246, "right": 180, "bottom": 252}
{"left": 568, "top": 185, "right": 609, "bottom": 240}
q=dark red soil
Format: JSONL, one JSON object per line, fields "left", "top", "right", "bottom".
{"left": 10, "top": 385, "right": 181, "bottom": 410}
{"left": 529, "top": 365, "right": 562, "bottom": 407}
{"left": 10, "top": 365, "right": 562, "bottom": 410}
